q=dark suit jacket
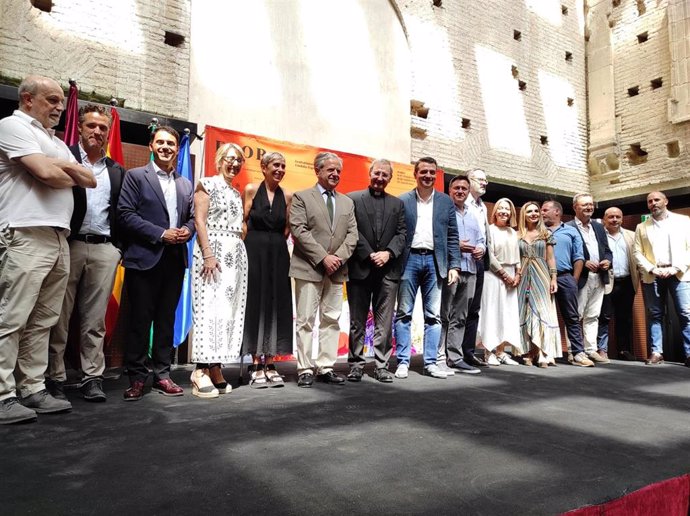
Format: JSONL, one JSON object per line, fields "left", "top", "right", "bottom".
{"left": 289, "top": 185, "right": 358, "bottom": 284}
{"left": 68, "top": 145, "right": 126, "bottom": 248}
{"left": 399, "top": 189, "right": 461, "bottom": 279}
{"left": 347, "top": 189, "right": 406, "bottom": 281}
{"left": 117, "top": 161, "right": 195, "bottom": 271}
{"left": 567, "top": 219, "right": 612, "bottom": 288}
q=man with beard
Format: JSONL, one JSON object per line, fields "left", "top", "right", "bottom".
{"left": 346, "top": 159, "right": 406, "bottom": 383}
{"left": 394, "top": 157, "right": 460, "bottom": 379}
{"left": 541, "top": 200, "right": 593, "bottom": 367}
{"left": 289, "top": 152, "right": 358, "bottom": 387}
{"left": 463, "top": 168, "right": 490, "bottom": 367}
{"left": 634, "top": 191, "right": 690, "bottom": 367}
{"left": 117, "top": 126, "right": 195, "bottom": 401}
{"left": 0, "top": 75, "right": 95, "bottom": 424}
{"left": 47, "top": 104, "right": 126, "bottom": 402}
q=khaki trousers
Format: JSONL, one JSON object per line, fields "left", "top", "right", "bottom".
{"left": 0, "top": 227, "right": 69, "bottom": 401}
{"left": 48, "top": 240, "right": 120, "bottom": 382}
{"left": 294, "top": 277, "right": 343, "bottom": 375}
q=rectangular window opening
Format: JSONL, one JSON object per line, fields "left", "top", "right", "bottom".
{"left": 540, "top": 135, "right": 548, "bottom": 145}
{"left": 628, "top": 143, "right": 648, "bottom": 165}
{"left": 164, "top": 31, "right": 185, "bottom": 47}
{"left": 651, "top": 77, "right": 663, "bottom": 89}
{"left": 561, "top": 5, "right": 569, "bottom": 15}
{"left": 637, "top": 32, "right": 649, "bottom": 43}
{"left": 461, "top": 118, "right": 471, "bottom": 129}
{"left": 513, "top": 30, "right": 522, "bottom": 41}
{"left": 627, "top": 86, "right": 640, "bottom": 97}
{"left": 30, "top": 0, "right": 52, "bottom": 12}
{"left": 565, "top": 51, "right": 573, "bottom": 62}
{"left": 518, "top": 80, "right": 527, "bottom": 91}
{"left": 667, "top": 141, "right": 680, "bottom": 158}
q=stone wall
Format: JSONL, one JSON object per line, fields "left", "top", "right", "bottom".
{"left": 0, "top": 0, "right": 191, "bottom": 118}
{"left": 395, "top": 0, "right": 589, "bottom": 195}
{"left": 589, "top": 0, "right": 690, "bottom": 201}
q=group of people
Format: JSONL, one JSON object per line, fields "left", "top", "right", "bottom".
{"left": 1, "top": 74, "right": 689, "bottom": 426}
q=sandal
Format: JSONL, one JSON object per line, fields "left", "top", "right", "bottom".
{"left": 264, "top": 364, "right": 284, "bottom": 388}
{"left": 248, "top": 364, "right": 269, "bottom": 389}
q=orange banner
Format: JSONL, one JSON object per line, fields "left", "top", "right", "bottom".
{"left": 203, "top": 126, "right": 443, "bottom": 194}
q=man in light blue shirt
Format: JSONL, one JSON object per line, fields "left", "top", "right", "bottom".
{"left": 439, "top": 175, "right": 485, "bottom": 374}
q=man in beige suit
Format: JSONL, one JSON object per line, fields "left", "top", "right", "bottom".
{"left": 597, "top": 207, "right": 640, "bottom": 361}
{"left": 634, "top": 191, "right": 690, "bottom": 367}
{"left": 289, "top": 152, "right": 358, "bottom": 387}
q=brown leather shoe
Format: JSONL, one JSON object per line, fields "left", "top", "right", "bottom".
{"left": 123, "top": 380, "right": 145, "bottom": 401}
{"left": 645, "top": 352, "right": 664, "bottom": 365}
{"left": 152, "top": 378, "right": 184, "bottom": 396}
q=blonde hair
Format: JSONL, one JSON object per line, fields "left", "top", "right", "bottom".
{"left": 215, "top": 142, "right": 245, "bottom": 172}
{"left": 490, "top": 197, "right": 517, "bottom": 228}
{"left": 518, "top": 201, "right": 551, "bottom": 239}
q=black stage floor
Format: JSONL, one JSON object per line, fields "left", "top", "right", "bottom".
{"left": 2, "top": 356, "right": 689, "bottom": 516}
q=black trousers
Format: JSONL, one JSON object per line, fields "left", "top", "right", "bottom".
{"left": 555, "top": 273, "right": 585, "bottom": 356}
{"left": 461, "top": 259, "right": 484, "bottom": 356}
{"left": 597, "top": 276, "right": 635, "bottom": 354}
{"left": 124, "top": 247, "right": 185, "bottom": 382}
{"left": 347, "top": 273, "right": 399, "bottom": 370}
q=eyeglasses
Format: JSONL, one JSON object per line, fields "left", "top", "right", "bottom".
{"left": 222, "top": 155, "right": 244, "bottom": 163}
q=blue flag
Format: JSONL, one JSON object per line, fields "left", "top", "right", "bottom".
{"left": 173, "top": 133, "right": 195, "bottom": 347}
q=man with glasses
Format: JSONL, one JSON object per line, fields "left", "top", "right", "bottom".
{"left": 567, "top": 193, "right": 612, "bottom": 364}
{"left": 463, "top": 168, "right": 490, "bottom": 367}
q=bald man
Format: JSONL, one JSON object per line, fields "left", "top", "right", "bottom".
{"left": 597, "top": 207, "right": 639, "bottom": 360}
{"left": 0, "top": 75, "right": 96, "bottom": 424}
{"left": 634, "top": 192, "right": 690, "bottom": 367}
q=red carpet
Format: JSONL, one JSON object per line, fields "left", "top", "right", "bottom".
{"left": 564, "top": 474, "right": 690, "bottom": 515}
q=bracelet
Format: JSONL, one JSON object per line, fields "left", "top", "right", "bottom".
{"left": 201, "top": 245, "right": 211, "bottom": 252}
{"left": 202, "top": 254, "right": 215, "bottom": 260}
{"left": 549, "top": 268, "right": 557, "bottom": 274}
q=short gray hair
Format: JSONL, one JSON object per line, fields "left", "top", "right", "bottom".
{"left": 260, "top": 151, "right": 285, "bottom": 168}
{"left": 369, "top": 159, "right": 393, "bottom": 174}
{"left": 314, "top": 152, "right": 342, "bottom": 170}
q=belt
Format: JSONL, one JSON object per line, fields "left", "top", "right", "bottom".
{"left": 614, "top": 275, "right": 630, "bottom": 280}
{"left": 72, "top": 234, "right": 112, "bottom": 244}
{"left": 557, "top": 271, "right": 572, "bottom": 276}
{"left": 410, "top": 248, "right": 433, "bottom": 255}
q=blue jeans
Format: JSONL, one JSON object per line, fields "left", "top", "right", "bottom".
{"left": 394, "top": 252, "right": 443, "bottom": 367}
{"left": 642, "top": 278, "right": 690, "bottom": 357}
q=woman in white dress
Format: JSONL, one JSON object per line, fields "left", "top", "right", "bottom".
{"left": 480, "top": 198, "right": 524, "bottom": 365}
{"left": 189, "top": 143, "right": 248, "bottom": 398}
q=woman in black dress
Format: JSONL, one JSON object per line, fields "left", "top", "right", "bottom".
{"left": 242, "top": 152, "right": 293, "bottom": 387}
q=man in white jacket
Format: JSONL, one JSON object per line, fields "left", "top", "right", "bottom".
{"left": 634, "top": 191, "right": 690, "bottom": 367}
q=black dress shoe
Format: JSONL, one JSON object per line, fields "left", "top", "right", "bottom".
{"left": 375, "top": 368, "right": 394, "bottom": 383}
{"left": 317, "top": 370, "right": 345, "bottom": 385}
{"left": 347, "top": 368, "right": 363, "bottom": 382}
{"left": 80, "top": 378, "right": 107, "bottom": 402}
{"left": 449, "top": 360, "right": 481, "bottom": 375}
{"left": 465, "top": 355, "right": 488, "bottom": 367}
{"left": 619, "top": 350, "right": 636, "bottom": 361}
{"left": 297, "top": 372, "right": 314, "bottom": 388}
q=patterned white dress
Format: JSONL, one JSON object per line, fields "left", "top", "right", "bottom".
{"left": 191, "top": 175, "right": 247, "bottom": 363}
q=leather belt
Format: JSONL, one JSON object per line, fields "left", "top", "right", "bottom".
{"left": 410, "top": 248, "right": 432, "bottom": 255}
{"left": 557, "top": 271, "right": 572, "bottom": 276}
{"left": 72, "top": 234, "right": 112, "bottom": 244}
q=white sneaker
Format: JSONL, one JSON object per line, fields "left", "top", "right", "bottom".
{"left": 395, "top": 364, "right": 409, "bottom": 379}
{"left": 572, "top": 352, "right": 595, "bottom": 367}
{"left": 498, "top": 353, "right": 520, "bottom": 365}
{"left": 487, "top": 353, "right": 501, "bottom": 366}
{"left": 436, "top": 362, "right": 455, "bottom": 376}
{"left": 423, "top": 364, "right": 448, "bottom": 379}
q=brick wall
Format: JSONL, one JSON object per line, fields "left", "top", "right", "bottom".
{"left": 395, "top": 0, "right": 589, "bottom": 195}
{"left": 0, "top": 0, "right": 191, "bottom": 118}
{"left": 591, "top": 0, "right": 690, "bottom": 200}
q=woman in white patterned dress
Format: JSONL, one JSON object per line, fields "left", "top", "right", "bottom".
{"left": 189, "top": 143, "right": 248, "bottom": 398}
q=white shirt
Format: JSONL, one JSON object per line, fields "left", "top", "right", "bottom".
{"left": 0, "top": 110, "right": 75, "bottom": 230}
{"left": 78, "top": 144, "right": 111, "bottom": 236}
{"left": 316, "top": 183, "right": 336, "bottom": 229}
{"left": 467, "top": 194, "right": 488, "bottom": 240}
{"left": 411, "top": 189, "right": 434, "bottom": 250}
{"left": 651, "top": 215, "right": 672, "bottom": 266}
{"left": 606, "top": 230, "right": 630, "bottom": 278}
{"left": 575, "top": 217, "right": 600, "bottom": 263}
{"left": 153, "top": 161, "right": 177, "bottom": 229}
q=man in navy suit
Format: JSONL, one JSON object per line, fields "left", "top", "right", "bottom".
{"left": 346, "top": 159, "right": 406, "bottom": 383}
{"left": 567, "top": 193, "right": 612, "bottom": 364}
{"left": 117, "top": 126, "right": 195, "bottom": 401}
{"left": 394, "top": 157, "right": 461, "bottom": 379}
{"left": 47, "top": 104, "right": 126, "bottom": 403}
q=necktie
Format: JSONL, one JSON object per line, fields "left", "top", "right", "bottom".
{"left": 326, "top": 190, "right": 334, "bottom": 224}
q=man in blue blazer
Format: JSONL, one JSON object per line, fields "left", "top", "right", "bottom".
{"left": 394, "top": 157, "right": 461, "bottom": 379}
{"left": 566, "top": 193, "right": 612, "bottom": 364}
{"left": 117, "top": 126, "right": 195, "bottom": 401}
